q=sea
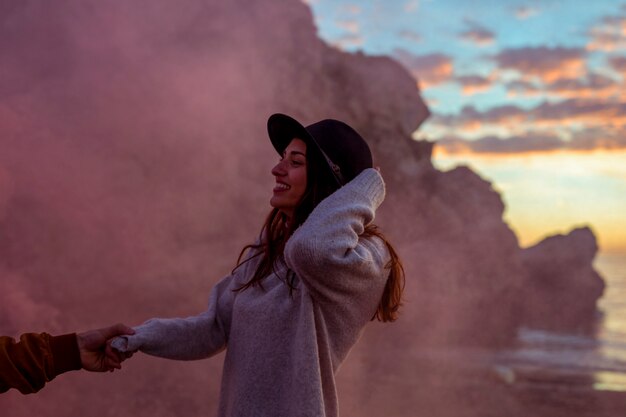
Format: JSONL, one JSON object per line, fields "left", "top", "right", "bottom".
{"left": 491, "top": 252, "right": 626, "bottom": 392}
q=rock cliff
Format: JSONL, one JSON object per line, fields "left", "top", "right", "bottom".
{"left": 519, "top": 227, "right": 605, "bottom": 332}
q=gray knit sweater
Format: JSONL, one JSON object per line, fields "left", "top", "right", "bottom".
{"left": 112, "top": 168, "right": 390, "bottom": 417}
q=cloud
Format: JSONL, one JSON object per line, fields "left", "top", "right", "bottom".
{"left": 404, "top": 0, "right": 420, "bottom": 13}
{"left": 454, "top": 74, "right": 493, "bottom": 95}
{"left": 393, "top": 49, "right": 453, "bottom": 87}
{"left": 436, "top": 132, "right": 565, "bottom": 154}
{"left": 330, "top": 33, "right": 364, "bottom": 50}
{"left": 340, "top": 4, "right": 362, "bottom": 14}
{"left": 430, "top": 103, "right": 526, "bottom": 129}
{"left": 507, "top": 73, "right": 623, "bottom": 100}
{"left": 330, "top": 18, "right": 362, "bottom": 49}
{"left": 609, "top": 55, "right": 626, "bottom": 76}
{"left": 587, "top": 16, "right": 626, "bottom": 51}
{"left": 514, "top": 6, "right": 539, "bottom": 20}
{"left": 458, "top": 21, "right": 495, "bottom": 46}
{"left": 505, "top": 79, "right": 541, "bottom": 96}
{"left": 531, "top": 98, "right": 626, "bottom": 127}
{"left": 429, "top": 98, "right": 626, "bottom": 134}
{"left": 435, "top": 127, "right": 626, "bottom": 155}
{"left": 544, "top": 73, "right": 622, "bottom": 99}
{"left": 398, "top": 29, "right": 422, "bottom": 43}
{"left": 336, "top": 19, "right": 360, "bottom": 34}
{"left": 492, "top": 46, "right": 587, "bottom": 83}
{"left": 602, "top": 15, "right": 626, "bottom": 31}
{"left": 569, "top": 126, "right": 626, "bottom": 150}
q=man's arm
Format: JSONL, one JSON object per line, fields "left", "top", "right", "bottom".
{"left": 0, "top": 332, "right": 80, "bottom": 394}
{"left": 0, "top": 324, "right": 134, "bottom": 395}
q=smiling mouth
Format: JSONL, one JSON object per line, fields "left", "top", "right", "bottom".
{"left": 274, "top": 183, "right": 291, "bottom": 191}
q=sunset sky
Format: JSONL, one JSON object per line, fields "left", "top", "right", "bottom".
{"left": 306, "top": 0, "right": 626, "bottom": 253}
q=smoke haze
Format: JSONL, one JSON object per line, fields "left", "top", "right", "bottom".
{"left": 1, "top": 2, "right": 292, "bottom": 414}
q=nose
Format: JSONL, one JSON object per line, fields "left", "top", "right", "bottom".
{"left": 272, "top": 159, "right": 286, "bottom": 176}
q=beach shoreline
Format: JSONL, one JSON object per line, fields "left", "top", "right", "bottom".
{"left": 339, "top": 344, "right": 626, "bottom": 417}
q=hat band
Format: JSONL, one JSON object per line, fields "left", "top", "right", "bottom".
{"left": 318, "top": 148, "right": 345, "bottom": 186}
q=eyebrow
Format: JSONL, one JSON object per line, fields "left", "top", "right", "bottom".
{"left": 283, "top": 150, "right": 306, "bottom": 157}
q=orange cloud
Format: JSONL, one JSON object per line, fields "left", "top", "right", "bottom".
{"left": 428, "top": 98, "right": 626, "bottom": 142}
{"left": 431, "top": 103, "right": 529, "bottom": 128}
{"left": 587, "top": 16, "right": 626, "bottom": 51}
{"left": 340, "top": 4, "right": 362, "bottom": 14}
{"left": 455, "top": 74, "right": 493, "bottom": 95}
{"left": 609, "top": 56, "right": 626, "bottom": 76}
{"left": 459, "top": 120, "right": 484, "bottom": 131}
{"left": 335, "top": 19, "right": 360, "bottom": 34}
{"left": 392, "top": 49, "right": 454, "bottom": 88}
{"left": 532, "top": 99, "right": 626, "bottom": 128}
{"left": 433, "top": 126, "right": 626, "bottom": 156}
{"left": 571, "top": 126, "right": 626, "bottom": 150}
{"left": 330, "top": 17, "right": 362, "bottom": 50}
{"left": 514, "top": 6, "right": 539, "bottom": 20}
{"left": 459, "top": 28, "right": 495, "bottom": 46}
{"left": 458, "top": 20, "right": 495, "bottom": 46}
{"left": 435, "top": 132, "right": 564, "bottom": 155}
{"left": 492, "top": 46, "right": 587, "bottom": 83}
{"left": 330, "top": 33, "right": 364, "bottom": 50}
{"left": 506, "top": 73, "right": 624, "bottom": 100}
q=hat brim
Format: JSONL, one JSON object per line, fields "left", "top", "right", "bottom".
{"left": 267, "top": 113, "right": 316, "bottom": 155}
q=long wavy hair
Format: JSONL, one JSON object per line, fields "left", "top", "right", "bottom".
{"left": 234, "top": 140, "right": 404, "bottom": 322}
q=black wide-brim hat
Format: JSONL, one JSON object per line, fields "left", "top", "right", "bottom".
{"left": 267, "top": 113, "right": 373, "bottom": 186}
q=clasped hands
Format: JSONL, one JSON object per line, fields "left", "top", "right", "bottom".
{"left": 77, "top": 323, "right": 136, "bottom": 373}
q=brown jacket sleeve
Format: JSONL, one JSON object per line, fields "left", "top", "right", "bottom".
{"left": 0, "top": 333, "right": 82, "bottom": 394}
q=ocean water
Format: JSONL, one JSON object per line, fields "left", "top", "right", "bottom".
{"left": 594, "top": 252, "right": 626, "bottom": 391}
{"left": 492, "top": 252, "right": 626, "bottom": 392}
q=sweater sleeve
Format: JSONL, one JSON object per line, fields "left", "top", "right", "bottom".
{"left": 111, "top": 274, "right": 237, "bottom": 360}
{"left": 0, "top": 332, "right": 81, "bottom": 394}
{"left": 284, "top": 168, "right": 389, "bottom": 306}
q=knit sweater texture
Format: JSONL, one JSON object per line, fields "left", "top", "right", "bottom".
{"left": 112, "top": 168, "right": 390, "bottom": 417}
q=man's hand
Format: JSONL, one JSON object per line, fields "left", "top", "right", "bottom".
{"left": 76, "top": 323, "right": 135, "bottom": 372}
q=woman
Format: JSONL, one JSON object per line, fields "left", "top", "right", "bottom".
{"left": 111, "top": 113, "right": 404, "bottom": 417}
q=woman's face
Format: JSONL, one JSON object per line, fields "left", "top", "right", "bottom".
{"left": 270, "top": 138, "right": 308, "bottom": 220}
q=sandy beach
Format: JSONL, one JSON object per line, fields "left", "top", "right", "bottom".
{"left": 338, "top": 347, "right": 626, "bottom": 417}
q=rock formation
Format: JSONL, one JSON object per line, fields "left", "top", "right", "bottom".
{"left": 519, "top": 227, "right": 605, "bottom": 332}
{"left": 0, "top": 1, "right": 605, "bottom": 416}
